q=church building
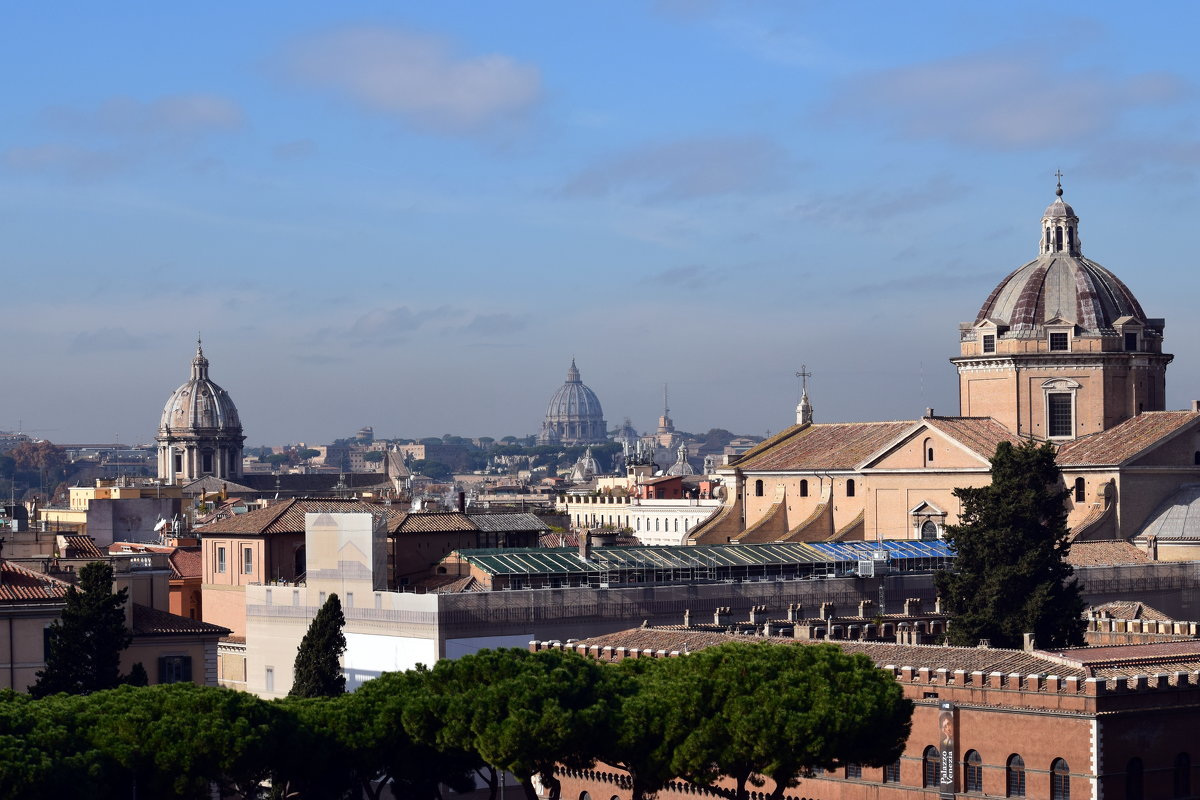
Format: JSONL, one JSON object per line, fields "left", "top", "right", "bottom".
{"left": 156, "top": 341, "right": 246, "bottom": 484}
{"left": 692, "top": 183, "right": 1200, "bottom": 556}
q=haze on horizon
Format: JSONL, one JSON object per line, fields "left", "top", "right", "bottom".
{"left": 5, "top": 2, "right": 1200, "bottom": 447}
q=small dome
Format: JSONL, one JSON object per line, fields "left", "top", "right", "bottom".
{"left": 1043, "top": 198, "right": 1076, "bottom": 218}
{"left": 160, "top": 342, "right": 242, "bottom": 433}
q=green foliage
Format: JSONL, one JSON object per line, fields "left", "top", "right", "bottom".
{"left": 124, "top": 663, "right": 149, "bottom": 687}
{"left": 290, "top": 593, "right": 347, "bottom": 698}
{"left": 31, "top": 561, "right": 133, "bottom": 697}
{"left": 361, "top": 450, "right": 386, "bottom": 462}
{"left": 411, "top": 459, "right": 453, "bottom": 481}
{"left": 263, "top": 453, "right": 290, "bottom": 466}
{"left": 936, "top": 440, "right": 1087, "bottom": 649}
{"left": 297, "top": 448, "right": 321, "bottom": 461}
{"left": 666, "top": 642, "right": 911, "bottom": 800}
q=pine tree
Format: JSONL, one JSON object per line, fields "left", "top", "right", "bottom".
{"left": 290, "top": 593, "right": 347, "bottom": 697}
{"left": 31, "top": 561, "right": 133, "bottom": 696}
{"left": 936, "top": 440, "right": 1086, "bottom": 650}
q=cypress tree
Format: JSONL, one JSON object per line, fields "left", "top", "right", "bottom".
{"left": 31, "top": 561, "right": 133, "bottom": 696}
{"left": 936, "top": 440, "right": 1086, "bottom": 649}
{"left": 290, "top": 592, "right": 347, "bottom": 697}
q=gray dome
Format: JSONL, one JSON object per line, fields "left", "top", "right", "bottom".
{"left": 159, "top": 343, "right": 242, "bottom": 433}
{"left": 1043, "top": 197, "right": 1076, "bottom": 218}
{"left": 545, "top": 360, "right": 604, "bottom": 420}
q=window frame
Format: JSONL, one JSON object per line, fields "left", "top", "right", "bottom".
{"left": 923, "top": 746, "right": 941, "bottom": 788}
{"left": 1051, "top": 758, "right": 1070, "bottom": 800}
{"left": 1049, "top": 331, "right": 1070, "bottom": 352}
{"left": 1047, "top": 392, "right": 1074, "bottom": 438}
{"left": 982, "top": 333, "right": 996, "bottom": 353}
{"left": 964, "top": 750, "right": 983, "bottom": 793}
{"left": 1007, "top": 754, "right": 1026, "bottom": 798}
{"left": 242, "top": 546, "right": 254, "bottom": 575}
{"left": 216, "top": 545, "right": 227, "bottom": 574}
{"left": 883, "top": 759, "right": 901, "bottom": 784}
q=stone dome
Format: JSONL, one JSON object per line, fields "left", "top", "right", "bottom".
{"left": 159, "top": 342, "right": 242, "bottom": 433}
{"left": 975, "top": 189, "right": 1146, "bottom": 334}
{"left": 537, "top": 360, "right": 607, "bottom": 445}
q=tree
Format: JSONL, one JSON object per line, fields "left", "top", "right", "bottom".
{"left": 31, "top": 562, "right": 133, "bottom": 697}
{"left": 290, "top": 593, "right": 347, "bottom": 698}
{"left": 667, "top": 642, "right": 911, "bottom": 800}
{"left": 411, "top": 460, "right": 453, "bottom": 482}
{"left": 264, "top": 453, "right": 290, "bottom": 467}
{"left": 297, "top": 448, "right": 321, "bottom": 462}
{"left": 936, "top": 440, "right": 1086, "bottom": 650}
{"left": 362, "top": 450, "right": 385, "bottom": 463}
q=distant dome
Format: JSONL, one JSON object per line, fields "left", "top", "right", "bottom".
{"left": 975, "top": 189, "right": 1146, "bottom": 333}
{"left": 537, "top": 360, "right": 607, "bottom": 445}
{"left": 160, "top": 343, "right": 242, "bottom": 432}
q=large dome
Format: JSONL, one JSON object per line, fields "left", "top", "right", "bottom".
{"left": 975, "top": 192, "right": 1147, "bottom": 334}
{"left": 159, "top": 343, "right": 242, "bottom": 433}
{"left": 538, "top": 360, "right": 607, "bottom": 445}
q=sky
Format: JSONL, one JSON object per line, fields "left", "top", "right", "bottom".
{"left": 6, "top": 2, "right": 1200, "bottom": 446}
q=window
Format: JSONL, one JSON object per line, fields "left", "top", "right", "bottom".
{"left": 983, "top": 334, "right": 996, "bottom": 353}
{"left": 1048, "top": 393, "right": 1073, "bottom": 437}
{"left": 800, "top": 479, "right": 808, "bottom": 497}
{"left": 1174, "top": 752, "right": 1190, "bottom": 797}
{"left": 754, "top": 479, "right": 764, "bottom": 497}
{"left": 346, "top": 593, "right": 354, "bottom": 607}
{"left": 846, "top": 479, "right": 856, "bottom": 498}
{"left": 921, "top": 520, "right": 939, "bottom": 540}
{"left": 923, "top": 746, "right": 940, "bottom": 788}
{"left": 883, "top": 759, "right": 901, "bottom": 783}
{"left": 158, "top": 655, "right": 192, "bottom": 684}
{"left": 202, "top": 450, "right": 213, "bottom": 473}
{"left": 1049, "top": 332, "right": 1069, "bottom": 351}
{"left": 1125, "top": 331, "right": 1139, "bottom": 351}
{"left": 1051, "top": 758, "right": 1070, "bottom": 800}
{"left": 242, "top": 546, "right": 254, "bottom": 575}
{"left": 216, "top": 546, "right": 227, "bottom": 574}
{"left": 174, "top": 453, "right": 183, "bottom": 473}
{"left": 1126, "top": 758, "right": 1143, "bottom": 800}
{"left": 1074, "top": 477, "right": 1085, "bottom": 503}
{"left": 265, "top": 666, "right": 274, "bottom": 692}
{"left": 965, "top": 751, "right": 983, "bottom": 793}
{"left": 1007, "top": 754, "right": 1026, "bottom": 797}
{"left": 845, "top": 764, "right": 862, "bottom": 779}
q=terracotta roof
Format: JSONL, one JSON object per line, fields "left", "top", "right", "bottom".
{"left": 168, "top": 547, "right": 202, "bottom": 579}
{"left": 470, "top": 513, "right": 552, "bottom": 533}
{"left": 923, "top": 417, "right": 1024, "bottom": 460}
{"left": 61, "top": 535, "right": 104, "bottom": 559}
{"left": 392, "top": 511, "right": 478, "bottom": 534}
{"left": 1056, "top": 411, "right": 1200, "bottom": 466}
{"left": 735, "top": 421, "right": 914, "bottom": 471}
{"left": 539, "top": 531, "right": 641, "bottom": 548}
{"left": 409, "top": 574, "right": 486, "bottom": 593}
{"left": 1089, "top": 601, "right": 1174, "bottom": 622}
{"left": 0, "top": 561, "right": 71, "bottom": 603}
{"left": 131, "top": 603, "right": 230, "bottom": 637}
{"left": 1065, "top": 540, "right": 1152, "bottom": 566}
{"left": 197, "top": 498, "right": 404, "bottom": 536}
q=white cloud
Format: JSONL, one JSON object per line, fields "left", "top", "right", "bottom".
{"left": 828, "top": 50, "right": 1186, "bottom": 150}
{"left": 564, "top": 136, "right": 794, "bottom": 202}
{"left": 44, "top": 94, "right": 243, "bottom": 139}
{"left": 280, "top": 27, "right": 541, "bottom": 134}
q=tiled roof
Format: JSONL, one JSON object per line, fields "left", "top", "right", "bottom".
{"left": 168, "top": 547, "right": 203, "bottom": 579}
{"left": 1056, "top": 411, "right": 1200, "bottom": 466}
{"left": 0, "top": 561, "right": 71, "bottom": 603}
{"left": 570, "top": 627, "right": 1089, "bottom": 679}
{"left": 394, "top": 512, "right": 478, "bottom": 534}
{"left": 1065, "top": 540, "right": 1152, "bottom": 566}
{"left": 197, "top": 498, "right": 404, "bottom": 536}
{"left": 470, "top": 513, "right": 552, "bottom": 533}
{"left": 131, "top": 603, "right": 230, "bottom": 636}
{"left": 539, "top": 531, "right": 641, "bottom": 548}
{"left": 735, "top": 421, "right": 915, "bottom": 471}
{"left": 1089, "top": 601, "right": 1173, "bottom": 621}
{"left": 61, "top": 535, "right": 104, "bottom": 559}
{"left": 923, "top": 417, "right": 1024, "bottom": 460}
{"left": 1135, "top": 484, "right": 1200, "bottom": 540}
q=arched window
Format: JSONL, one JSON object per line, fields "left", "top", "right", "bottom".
{"left": 1126, "top": 758, "right": 1143, "bottom": 800}
{"left": 754, "top": 479, "right": 764, "bottom": 497}
{"left": 883, "top": 759, "right": 901, "bottom": 783}
{"left": 1051, "top": 758, "right": 1070, "bottom": 800}
{"left": 1175, "top": 752, "right": 1191, "bottom": 797}
{"left": 923, "top": 746, "right": 940, "bottom": 788}
{"left": 1007, "top": 754, "right": 1026, "bottom": 797}
{"left": 965, "top": 750, "right": 983, "bottom": 793}
{"left": 1074, "top": 477, "right": 1085, "bottom": 503}
{"left": 921, "top": 520, "right": 939, "bottom": 540}
{"left": 924, "top": 437, "right": 934, "bottom": 466}
{"left": 800, "top": 479, "right": 808, "bottom": 497}
{"left": 580, "top": 793, "right": 592, "bottom": 800}
{"left": 1056, "top": 226, "right": 1063, "bottom": 251}
{"left": 846, "top": 479, "right": 856, "bottom": 498}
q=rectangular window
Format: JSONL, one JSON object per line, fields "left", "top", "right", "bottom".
{"left": 1125, "top": 331, "right": 1138, "bottom": 351}
{"left": 1049, "top": 331, "right": 1069, "bottom": 351}
{"left": 242, "top": 547, "right": 253, "bottom": 574}
{"left": 1048, "top": 393, "right": 1073, "bottom": 437}
{"left": 982, "top": 334, "right": 995, "bottom": 353}
{"left": 265, "top": 666, "right": 274, "bottom": 692}
{"left": 158, "top": 655, "right": 193, "bottom": 684}
{"left": 346, "top": 592, "right": 353, "bottom": 608}
{"left": 216, "top": 546, "right": 226, "bottom": 574}
{"left": 884, "top": 760, "right": 901, "bottom": 783}
{"left": 846, "top": 764, "right": 862, "bottom": 780}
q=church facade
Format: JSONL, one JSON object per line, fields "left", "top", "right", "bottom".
{"left": 692, "top": 185, "right": 1200, "bottom": 556}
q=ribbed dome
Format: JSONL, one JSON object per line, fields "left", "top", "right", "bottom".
{"left": 159, "top": 343, "right": 242, "bottom": 433}
{"left": 976, "top": 255, "right": 1146, "bottom": 333}
{"left": 1043, "top": 197, "right": 1075, "bottom": 218}
{"left": 545, "top": 360, "right": 604, "bottom": 420}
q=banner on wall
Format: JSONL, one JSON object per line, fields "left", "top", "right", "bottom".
{"left": 939, "top": 700, "right": 956, "bottom": 799}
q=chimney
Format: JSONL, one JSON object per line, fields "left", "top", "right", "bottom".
{"left": 579, "top": 533, "right": 591, "bottom": 561}
{"left": 683, "top": 609, "right": 691, "bottom": 627}
{"left": 819, "top": 602, "right": 835, "bottom": 620}
{"left": 903, "top": 598, "right": 922, "bottom": 616}
{"left": 749, "top": 604, "right": 766, "bottom": 624}
{"left": 1023, "top": 633, "right": 1037, "bottom": 652}
{"left": 1193, "top": 400, "right": 1200, "bottom": 413}
{"left": 714, "top": 606, "right": 729, "bottom": 626}
{"left": 858, "top": 599, "right": 874, "bottom": 618}
{"left": 925, "top": 407, "right": 934, "bottom": 418}
{"left": 457, "top": 491, "right": 466, "bottom": 513}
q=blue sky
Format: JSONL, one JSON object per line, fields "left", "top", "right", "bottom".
{"left": 5, "top": 2, "right": 1200, "bottom": 445}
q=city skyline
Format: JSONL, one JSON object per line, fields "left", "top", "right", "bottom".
{"left": 6, "top": 3, "right": 1200, "bottom": 444}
